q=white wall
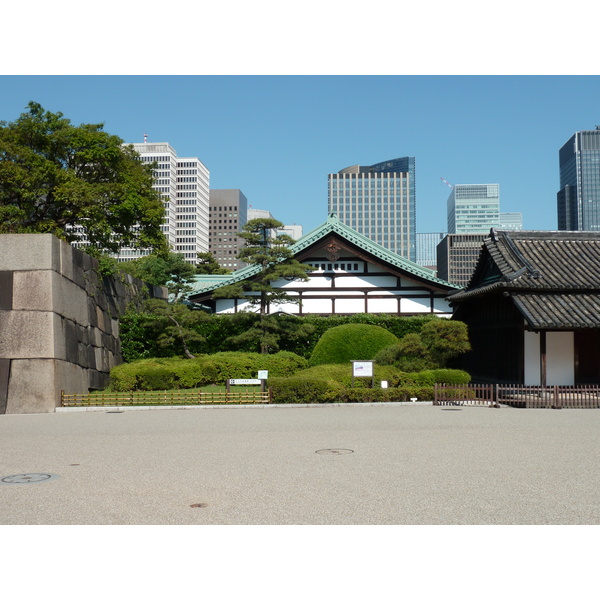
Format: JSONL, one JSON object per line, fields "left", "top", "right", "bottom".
{"left": 524, "top": 330, "right": 574, "bottom": 385}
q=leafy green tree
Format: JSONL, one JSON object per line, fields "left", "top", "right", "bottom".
{"left": 224, "top": 314, "right": 316, "bottom": 354}
{"left": 419, "top": 318, "right": 471, "bottom": 367}
{"left": 374, "top": 318, "right": 471, "bottom": 372}
{"left": 119, "top": 252, "right": 197, "bottom": 302}
{"left": 0, "top": 101, "right": 167, "bottom": 256}
{"left": 211, "top": 218, "right": 314, "bottom": 353}
{"left": 196, "top": 252, "right": 231, "bottom": 274}
{"left": 212, "top": 218, "right": 313, "bottom": 315}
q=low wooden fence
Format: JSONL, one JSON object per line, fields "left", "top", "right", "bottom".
{"left": 61, "top": 388, "right": 272, "bottom": 407}
{"left": 434, "top": 384, "right": 497, "bottom": 407}
{"left": 434, "top": 384, "right": 600, "bottom": 409}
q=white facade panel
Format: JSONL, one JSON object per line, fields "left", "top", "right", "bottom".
{"left": 300, "top": 298, "right": 333, "bottom": 313}
{"left": 433, "top": 297, "right": 451, "bottom": 313}
{"left": 273, "top": 278, "right": 332, "bottom": 289}
{"left": 335, "top": 298, "right": 366, "bottom": 313}
{"left": 547, "top": 332, "right": 574, "bottom": 385}
{"left": 524, "top": 330, "right": 541, "bottom": 385}
{"left": 336, "top": 275, "right": 397, "bottom": 288}
{"left": 367, "top": 298, "right": 398, "bottom": 313}
{"left": 400, "top": 297, "right": 431, "bottom": 312}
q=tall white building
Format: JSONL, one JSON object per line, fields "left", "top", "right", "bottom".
{"left": 447, "top": 184, "right": 500, "bottom": 234}
{"left": 121, "top": 142, "right": 209, "bottom": 264}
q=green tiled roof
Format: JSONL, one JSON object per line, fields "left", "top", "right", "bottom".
{"left": 188, "top": 214, "right": 459, "bottom": 298}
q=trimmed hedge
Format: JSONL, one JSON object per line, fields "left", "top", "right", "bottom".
{"left": 309, "top": 324, "right": 399, "bottom": 366}
{"left": 109, "top": 351, "right": 308, "bottom": 391}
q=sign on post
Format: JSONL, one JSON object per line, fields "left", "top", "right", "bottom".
{"left": 351, "top": 360, "right": 375, "bottom": 388}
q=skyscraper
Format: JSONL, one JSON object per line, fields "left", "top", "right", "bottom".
{"left": 447, "top": 184, "right": 500, "bottom": 234}
{"left": 126, "top": 142, "right": 210, "bottom": 263}
{"left": 557, "top": 127, "right": 600, "bottom": 231}
{"left": 328, "top": 157, "right": 416, "bottom": 261}
{"left": 209, "top": 189, "right": 248, "bottom": 271}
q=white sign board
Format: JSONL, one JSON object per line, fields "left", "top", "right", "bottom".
{"left": 229, "top": 379, "right": 261, "bottom": 385}
{"left": 257, "top": 370, "right": 269, "bottom": 380}
{"left": 352, "top": 361, "right": 374, "bottom": 377}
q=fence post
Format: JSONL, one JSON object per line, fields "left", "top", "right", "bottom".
{"left": 553, "top": 385, "right": 562, "bottom": 409}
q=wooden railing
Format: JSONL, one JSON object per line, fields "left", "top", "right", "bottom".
{"left": 433, "top": 383, "right": 497, "bottom": 407}
{"left": 61, "top": 389, "right": 272, "bottom": 407}
{"left": 435, "top": 384, "right": 600, "bottom": 409}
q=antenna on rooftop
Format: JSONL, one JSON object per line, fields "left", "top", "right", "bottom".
{"left": 440, "top": 177, "right": 454, "bottom": 189}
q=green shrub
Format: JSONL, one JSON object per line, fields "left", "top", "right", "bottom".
{"left": 420, "top": 369, "right": 471, "bottom": 384}
{"left": 269, "top": 377, "right": 344, "bottom": 403}
{"left": 309, "top": 324, "right": 399, "bottom": 366}
{"left": 108, "top": 351, "right": 308, "bottom": 391}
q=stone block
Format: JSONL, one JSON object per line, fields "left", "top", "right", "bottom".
{"left": 0, "top": 271, "right": 14, "bottom": 310}
{"left": 12, "top": 270, "right": 89, "bottom": 326}
{"left": 0, "top": 311, "right": 63, "bottom": 360}
{"left": 0, "top": 234, "right": 61, "bottom": 272}
{"left": 0, "top": 359, "right": 10, "bottom": 414}
{"left": 5, "top": 359, "right": 86, "bottom": 413}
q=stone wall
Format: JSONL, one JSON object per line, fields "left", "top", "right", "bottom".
{"left": 0, "top": 234, "right": 167, "bottom": 414}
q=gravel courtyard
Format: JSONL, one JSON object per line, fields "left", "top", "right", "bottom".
{"left": 1, "top": 403, "right": 599, "bottom": 525}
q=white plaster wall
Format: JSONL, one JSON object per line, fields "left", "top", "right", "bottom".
{"left": 335, "top": 298, "right": 366, "bottom": 313}
{"left": 336, "top": 275, "right": 397, "bottom": 288}
{"left": 524, "top": 330, "right": 541, "bottom": 385}
{"left": 547, "top": 331, "right": 574, "bottom": 385}
{"left": 273, "top": 277, "right": 332, "bottom": 289}
{"left": 367, "top": 298, "right": 398, "bottom": 313}
{"left": 400, "top": 297, "right": 431, "bottom": 313}
{"left": 299, "top": 298, "right": 333, "bottom": 313}
{"left": 524, "top": 331, "right": 575, "bottom": 385}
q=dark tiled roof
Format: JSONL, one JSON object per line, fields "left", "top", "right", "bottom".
{"left": 451, "top": 229, "right": 600, "bottom": 301}
{"left": 512, "top": 293, "right": 600, "bottom": 329}
{"left": 450, "top": 229, "right": 600, "bottom": 329}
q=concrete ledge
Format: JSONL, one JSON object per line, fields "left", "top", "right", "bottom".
{"left": 56, "top": 401, "right": 435, "bottom": 412}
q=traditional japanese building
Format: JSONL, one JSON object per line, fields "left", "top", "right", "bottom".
{"left": 449, "top": 229, "right": 600, "bottom": 385}
{"left": 187, "top": 214, "right": 459, "bottom": 316}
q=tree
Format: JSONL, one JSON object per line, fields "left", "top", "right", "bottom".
{"left": 212, "top": 218, "right": 314, "bottom": 352}
{"left": 0, "top": 101, "right": 167, "bottom": 256}
{"left": 119, "top": 252, "right": 197, "bottom": 302}
{"left": 419, "top": 318, "right": 471, "bottom": 367}
{"left": 196, "top": 252, "right": 231, "bottom": 275}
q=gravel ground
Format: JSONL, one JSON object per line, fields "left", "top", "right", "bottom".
{"left": 1, "top": 402, "right": 600, "bottom": 525}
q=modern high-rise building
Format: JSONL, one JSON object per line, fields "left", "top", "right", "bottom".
{"left": 121, "top": 142, "right": 209, "bottom": 263}
{"left": 498, "top": 212, "right": 523, "bottom": 231}
{"left": 436, "top": 233, "right": 487, "bottom": 287}
{"left": 209, "top": 189, "right": 248, "bottom": 271}
{"left": 447, "top": 184, "right": 500, "bottom": 234}
{"left": 557, "top": 126, "right": 600, "bottom": 231}
{"left": 328, "top": 157, "right": 416, "bottom": 261}
{"left": 416, "top": 232, "right": 446, "bottom": 271}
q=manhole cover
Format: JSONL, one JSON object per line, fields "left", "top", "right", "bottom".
{"left": 0, "top": 473, "right": 60, "bottom": 485}
{"left": 315, "top": 449, "right": 354, "bottom": 455}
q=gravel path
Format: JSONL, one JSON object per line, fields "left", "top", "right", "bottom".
{"left": 1, "top": 403, "right": 599, "bottom": 525}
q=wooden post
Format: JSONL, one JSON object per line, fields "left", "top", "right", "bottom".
{"left": 540, "top": 330, "right": 547, "bottom": 388}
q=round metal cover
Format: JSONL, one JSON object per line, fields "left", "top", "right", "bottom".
{"left": 315, "top": 449, "right": 354, "bottom": 455}
{"left": 0, "top": 473, "right": 60, "bottom": 485}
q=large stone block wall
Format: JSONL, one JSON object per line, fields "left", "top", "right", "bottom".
{"left": 0, "top": 234, "right": 167, "bottom": 414}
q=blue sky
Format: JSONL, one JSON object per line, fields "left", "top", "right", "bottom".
{"left": 2, "top": 75, "right": 599, "bottom": 237}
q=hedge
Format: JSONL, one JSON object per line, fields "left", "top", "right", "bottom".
{"left": 120, "top": 311, "right": 442, "bottom": 361}
{"left": 309, "top": 324, "right": 399, "bottom": 366}
{"left": 109, "top": 351, "right": 308, "bottom": 391}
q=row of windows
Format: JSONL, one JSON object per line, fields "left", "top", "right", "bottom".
{"left": 211, "top": 206, "right": 238, "bottom": 211}
{"left": 307, "top": 262, "right": 361, "bottom": 272}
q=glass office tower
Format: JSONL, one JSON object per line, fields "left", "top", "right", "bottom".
{"left": 558, "top": 127, "right": 600, "bottom": 231}
{"left": 447, "top": 184, "right": 500, "bottom": 234}
{"left": 328, "top": 157, "right": 416, "bottom": 261}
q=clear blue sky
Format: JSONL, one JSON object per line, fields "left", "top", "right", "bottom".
{"left": 2, "top": 75, "right": 600, "bottom": 236}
